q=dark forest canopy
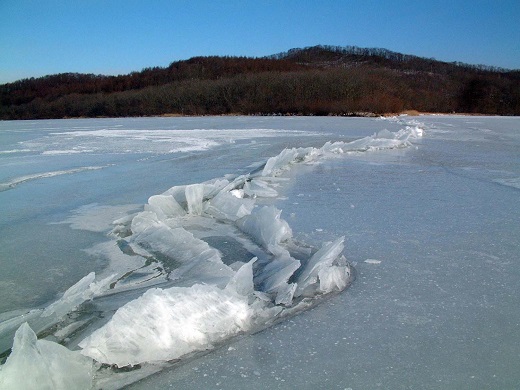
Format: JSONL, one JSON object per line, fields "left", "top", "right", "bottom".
{"left": 1, "top": 45, "right": 519, "bottom": 119}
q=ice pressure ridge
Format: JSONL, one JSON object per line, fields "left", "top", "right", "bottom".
{"left": 79, "top": 174, "right": 351, "bottom": 366}
{"left": 0, "top": 124, "right": 423, "bottom": 389}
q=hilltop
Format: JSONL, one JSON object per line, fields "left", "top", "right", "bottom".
{"left": 1, "top": 45, "right": 519, "bottom": 119}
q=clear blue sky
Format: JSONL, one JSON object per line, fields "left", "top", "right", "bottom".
{"left": 1, "top": 0, "right": 519, "bottom": 84}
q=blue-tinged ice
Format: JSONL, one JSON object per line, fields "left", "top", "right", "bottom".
{"left": 243, "top": 178, "right": 279, "bottom": 198}
{"left": 295, "top": 237, "right": 346, "bottom": 297}
{"left": 185, "top": 183, "right": 205, "bottom": 215}
{"left": 205, "top": 190, "right": 255, "bottom": 221}
{"left": 0, "top": 273, "right": 110, "bottom": 354}
{"left": 226, "top": 258, "right": 257, "bottom": 297}
{"left": 145, "top": 194, "right": 186, "bottom": 219}
{"left": 0, "top": 323, "right": 92, "bottom": 390}
{"left": 41, "top": 272, "right": 108, "bottom": 319}
{"left": 237, "top": 206, "right": 293, "bottom": 257}
{"left": 317, "top": 265, "right": 350, "bottom": 293}
{"left": 262, "top": 147, "right": 317, "bottom": 176}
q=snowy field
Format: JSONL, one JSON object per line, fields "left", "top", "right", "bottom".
{"left": 0, "top": 115, "right": 518, "bottom": 389}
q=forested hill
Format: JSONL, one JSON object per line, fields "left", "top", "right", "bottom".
{"left": 1, "top": 45, "right": 519, "bottom": 119}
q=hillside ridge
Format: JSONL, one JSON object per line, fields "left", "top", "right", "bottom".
{"left": 1, "top": 45, "right": 519, "bottom": 118}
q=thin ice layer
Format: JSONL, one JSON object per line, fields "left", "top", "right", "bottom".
{"left": 237, "top": 206, "right": 293, "bottom": 257}
{"left": 295, "top": 237, "right": 346, "bottom": 297}
{"left": 131, "top": 218, "right": 234, "bottom": 286}
{"left": 145, "top": 194, "right": 186, "bottom": 219}
{"left": 41, "top": 272, "right": 109, "bottom": 319}
{"left": 0, "top": 273, "right": 111, "bottom": 354}
{"left": 243, "top": 179, "right": 279, "bottom": 198}
{"left": 205, "top": 190, "right": 255, "bottom": 221}
{"left": 186, "top": 184, "right": 205, "bottom": 215}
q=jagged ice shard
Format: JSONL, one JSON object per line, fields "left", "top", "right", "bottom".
{"left": 0, "top": 323, "right": 92, "bottom": 390}
{"left": 0, "top": 120, "right": 424, "bottom": 388}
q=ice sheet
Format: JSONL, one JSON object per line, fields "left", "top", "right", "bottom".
{"left": 41, "top": 273, "right": 98, "bottom": 318}
{"left": 205, "top": 190, "right": 255, "bottom": 221}
{"left": 2, "top": 115, "right": 520, "bottom": 390}
{"left": 54, "top": 203, "right": 141, "bottom": 232}
{"left": 0, "top": 119, "right": 430, "bottom": 388}
{"left": 20, "top": 127, "right": 320, "bottom": 155}
{"left": 493, "top": 177, "right": 520, "bottom": 190}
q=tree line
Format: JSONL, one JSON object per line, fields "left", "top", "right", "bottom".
{"left": 1, "top": 45, "right": 519, "bottom": 119}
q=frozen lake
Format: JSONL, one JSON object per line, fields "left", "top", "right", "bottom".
{"left": 0, "top": 115, "right": 519, "bottom": 389}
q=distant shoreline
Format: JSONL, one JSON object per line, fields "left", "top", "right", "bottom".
{"left": 63, "top": 110, "right": 511, "bottom": 120}
{"left": 2, "top": 111, "right": 512, "bottom": 122}
{"left": 2, "top": 46, "right": 519, "bottom": 120}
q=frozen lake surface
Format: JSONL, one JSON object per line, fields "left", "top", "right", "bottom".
{"left": 0, "top": 115, "right": 518, "bottom": 389}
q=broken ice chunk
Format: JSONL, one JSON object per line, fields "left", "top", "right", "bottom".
{"left": 407, "top": 125, "right": 424, "bottom": 137}
{"left": 243, "top": 179, "right": 278, "bottom": 198}
{"left": 79, "top": 284, "right": 252, "bottom": 366}
{"left": 261, "top": 147, "right": 315, "bottom": 176}
{"left": 205, "top": 190, "right": 255, "bottom": 221}
{"left": 162, "top": 184, "right": 188, "bottom": 205}
{"left": 376, "top": 129, "right": 394, "bottom": 139}
{"left": 0, "top": 323, "right": 92, "bottom": 390}
{"left": 130, "top": 210, "right": 161, "bottom": 235}
{"left": 230, "top": 189, "right": 244, "bottom": 198}
{"left": 226, "top": 258, "right": 256, "bottom": 296}
{"left": 145, "top": 194, "right": 186, "bottom": 219}
{"left": 41, "top": 272, "right": 96, "bottom": 318}
{"left": 186, "top": 184, "right": 204, "bottom": 215}
{"left": 295, "top": 237, "right": 345, "bottom": 297}
{"left": 317, "top": 265, "right": 350, "bottom": 293}
{"left": 364, "top": 259, "right": 382, "bottom": 264}
{"left": 255, "top": 256, "right": 301, "bottom": 295}
{"left": 274, "top": 282, "right": 297, "bottom": 306}
{"left": 237, "top": 206, "right": 292, "bottom": 257}
{"left": 200, "top": 178, "right": 230, "bottom": 199}
{"left": 133, "top": 223, "right": 222, "bottom": 266}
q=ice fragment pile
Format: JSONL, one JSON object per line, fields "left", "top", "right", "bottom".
{"left": 0, "top": 123, "right": 423, "bottom": 389}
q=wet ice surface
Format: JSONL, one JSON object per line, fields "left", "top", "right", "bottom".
{"left": 1, "top": 116, "right": 519, "bottom": 389}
